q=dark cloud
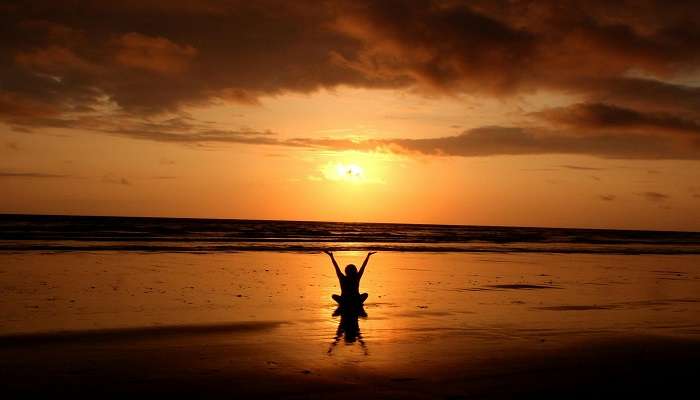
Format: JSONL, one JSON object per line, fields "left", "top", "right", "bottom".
{"left": 599, "top": 194, "right": 616, "bottom": 201}
{"left": 574, "top": 77, "right": 700, "bottom": 116}
{"left": 638, "top": 191, "right": 670, "bottom": 202}
{"left": 334, "top": 0, "right": 536, "bottom": 93}
{"left": 338, "top": 1, "right": 700, "bottom": 102}
{"left": 536, "top": 103, "right": 700, "bottom": 136}
{"left": 337, "top": 127, "right": 700, "bottom": 159}
{"left": 0, "top": 0, "right": 380, "bottom": 116}
{"left": 2, "top": 1, "right": 700, "bottom": 159}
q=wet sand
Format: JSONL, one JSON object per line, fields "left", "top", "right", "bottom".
{"left": 1, "top": 251, "right": 699, "bottom": 397}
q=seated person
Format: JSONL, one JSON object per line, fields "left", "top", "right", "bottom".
{"left": 324, "top": 250, "right": 376, "bottom": 305}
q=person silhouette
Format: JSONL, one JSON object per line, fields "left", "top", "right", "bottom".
{"left": 324, "top": 250, "right": 376, "bottom": 306}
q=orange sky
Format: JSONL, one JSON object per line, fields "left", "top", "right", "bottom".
{"left": 1, "top": 1, "right": 700, "bottom": 230}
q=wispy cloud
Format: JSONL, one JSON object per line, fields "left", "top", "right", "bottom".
{"left": 4, "top": 142, "right": 20, "bottom": 151}
{"left": 558, "top": 165, "right": 606, "bottom": 171}
{"left": 292, "top": 127, "right": 700, "bottom": 159}
{"left": 102, "top": 175, "right": 132, "bottom": 186}
{"left": 637, "top": 191, "right": 670, "bottom": 202}
{"left": 0, "top": 171, "right": 69, "bottom": 178}
{"left": 7, "top": 107, "right": 700, "bottom": 160}
{"left": 690, "top": 187, "right": 700, "bottom": 199}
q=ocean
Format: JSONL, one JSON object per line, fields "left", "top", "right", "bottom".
{"left": 1, "top": 213, "right": 699, "bottom": 254}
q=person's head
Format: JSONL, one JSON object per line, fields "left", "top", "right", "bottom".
{"left": 345, "top": 264, "right": 358, "bottom": 277}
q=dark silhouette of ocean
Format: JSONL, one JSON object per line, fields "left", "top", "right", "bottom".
{"left": 1, "top": 214, "right": 699, "bottom": 254}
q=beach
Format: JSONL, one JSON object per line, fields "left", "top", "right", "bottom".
{"left": 2, "top": 249, "right": 699, "bottom": 397}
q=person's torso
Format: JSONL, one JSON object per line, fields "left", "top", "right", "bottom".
{"left": 339, "top": 275, "right": 360, "bottom": 296}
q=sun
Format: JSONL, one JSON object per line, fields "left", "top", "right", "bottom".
{"left": 336, "top": 164, "right": 364, "bottom": 180}
{"left": 318, "top": 162, "right": 366, "bottom": 183}
{"left": 316, "top": 159, "right": 383, "bottom": 185}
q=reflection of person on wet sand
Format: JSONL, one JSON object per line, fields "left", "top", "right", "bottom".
{"left": 323, "top": 250, "right": 376, "bottom": 306}
{"left": 328, "top": 307, "right": 368, "bottom": 355}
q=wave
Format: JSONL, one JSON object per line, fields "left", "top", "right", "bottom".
{"left": 1, "top": 241, "right": 699, "bottom": 255}
{"left": 2, "top": 214, "right": 699, "bottom": 254}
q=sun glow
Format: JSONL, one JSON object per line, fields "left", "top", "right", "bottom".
{"left": 315, "top": 162, "right": 372, "bottom": 183}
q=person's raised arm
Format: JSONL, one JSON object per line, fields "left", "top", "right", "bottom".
{"left": 358, "top": 251, "right": 377, "bottom": 278}
{"left": 324, "top": 250, "right": 343, "bottom": 279}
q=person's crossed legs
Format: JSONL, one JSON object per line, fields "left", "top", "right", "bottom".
{"left": 332, "top": 293, "right": 368, "bottom": 304}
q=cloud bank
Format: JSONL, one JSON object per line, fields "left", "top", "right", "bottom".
{"left": 2, "top": 0, "right": 700, "bottom": 159}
